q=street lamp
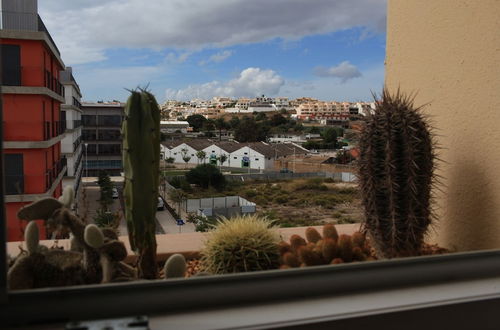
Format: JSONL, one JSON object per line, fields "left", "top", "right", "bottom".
{"left": 84, "top": 143, "right": 88, "bottom": 178}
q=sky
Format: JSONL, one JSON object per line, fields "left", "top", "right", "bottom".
{"left": 39, "top": 0, "right": 387, "bottom": 103}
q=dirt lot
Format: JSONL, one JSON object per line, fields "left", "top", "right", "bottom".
{"left": 185, "top": 177, "right": 364, "bottom": 228}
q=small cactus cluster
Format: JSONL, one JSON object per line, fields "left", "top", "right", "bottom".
{"left": 279, "top": 224, "right": 375, "bottom": 269}
{"left": 200, "top": 215, "right": 281, "bottom": 274}
{"left": 9, "top": 186, "right": 136, "bottom": 290}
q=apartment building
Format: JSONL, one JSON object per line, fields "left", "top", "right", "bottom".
{"left": 1, "top": 0, "right": 67, "bottom": 241}
{"left": 81, "top": 102, "right": 124, "bottom": 177}
{"left": 296, "top": 101, "right": 351, "bottom": 120}
{"left": 60, "top": 67, "right": 83, "bottom": 206}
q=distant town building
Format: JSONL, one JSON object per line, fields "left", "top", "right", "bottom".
{"left": 160, "top": 121, "right": 191, "bottom": 134}
{"left": 60, "top": 67, "right": 83, "bottom": 207}
{"left": 81, "top": 102, "right": 124, "bottom": 176}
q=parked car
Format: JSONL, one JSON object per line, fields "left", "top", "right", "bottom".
{"left": 157, "top": 197, "right": 165, "bottom": 210}
{"left": 112, "top": 187, "right": 118, "bottom": 199}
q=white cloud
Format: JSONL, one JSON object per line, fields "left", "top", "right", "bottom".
{"left": 165, "top": 67, "right": 284, "bottom": 100}
{"left": 283, "top": 64, "right": 384, "bottom": 101}
{"left": 199, "top": 50, "right": 234, "bottom": 65}
{"left": 38, "top": 0, "right": 386, "bottom": 65}
{"left": 313, "top": 61, "right": 362, "bottom": 83}
{"left": 165, "top": 51, "right": 192, "bottom": 64}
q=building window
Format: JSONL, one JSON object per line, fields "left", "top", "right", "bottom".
{"left": 1, "top": 44, "right": 21, "bottom": 86}
{"left": 255, "top": 158, "right": 259, "bottom": 161}
{"left": 5, "top": 154, "right": 24, "bottom": 194}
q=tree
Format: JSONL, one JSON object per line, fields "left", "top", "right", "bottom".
{"left": 180, "top": 148, "right": 191, "bottom": 169}
{"left": 234, "top": 117, "right": 269, "bottom": 142}
{"left": 214, "top": 117, "right": 228, "bottom": 141}
{"left": 322, "top": 127, "right": 338, "bottom": 149}
{"left": 165, "top": 157, "right": 175, "bottom": 164}
{"left": 196, "top": 150, "right": 206, "bottom": 164}
{"left": 202, "top": 119, "right": 215, "bottom": 134}
{"left": 218, "top": 153, "right": 228, "bottom": 169}
{"left": 270, "top": 113, "right": 288, "bottom": 126}
{"left": 229, "top": 116, "right": 240, "bottom": 129}
{"left": 97, "top": 171, "right": 113, "bottom": 211}
{"left": 185, "top": 164, "right": 226, "bottom": 191}
{"left": 168, "top": 189, "right": 188, "bottom": 216}
{"left": 186, "top": 114, "right": 207, "bottom": 132}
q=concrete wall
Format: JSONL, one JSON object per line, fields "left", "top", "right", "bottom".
{"left": 385, "top": 0, "right": 500, "bottom": 251}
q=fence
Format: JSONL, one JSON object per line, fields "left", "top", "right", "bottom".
{"left": 184, "top": 196, "right": 256, "bottom": 218}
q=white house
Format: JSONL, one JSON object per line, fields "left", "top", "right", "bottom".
{"left": 160, "top": 121, "right": 191, "bottom": 133}
{"left": 202, "top": 141, "right": 242, "bottom": 167}
{"left": 231, "top": 143, "right": 275, "bottom": 171}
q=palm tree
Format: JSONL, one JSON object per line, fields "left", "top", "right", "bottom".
{"left": 218, "top": 153, "right": 228, "bottom": 170}
{"left": 196, "top": 150, "right": 206, "bottom": 164}
{"left": 180, "top": 148, "right": 191, "bottom": 169}
{"left": 168, "top": 189, "right": 188, "bottom": 217}
{"left": 214, "top": 118, "right": 228, "bottom": 141}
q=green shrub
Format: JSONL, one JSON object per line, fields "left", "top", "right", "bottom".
{"left": 274, "top": 194, "right": 289, "bottom": 204}
{"left": 185, "top": 164, "right": 226, "bottom": 191}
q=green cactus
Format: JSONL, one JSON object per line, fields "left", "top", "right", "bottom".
{"left": 359, "top": 89, "right": 436, "bottom": 258}
{"left": 200, "top": 215, "right": 281, "bottom": 274}
{"left": 25, "top": 221, "right": 39, "bottom": 255}
{"left": 163, "top": 254, "right": 186, "bottom": 279}
{"left": 84, "top": 224, "right": 104, "bottom": 249}
{"left": 58, "top": 185, "right": 74, "bottom": 208}
{"left": 122, "top": 89, "right": 161, "bottom": 279}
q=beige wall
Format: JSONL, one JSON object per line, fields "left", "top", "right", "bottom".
{"left": 385, "top": 1, "right": 500, "bottom": 251}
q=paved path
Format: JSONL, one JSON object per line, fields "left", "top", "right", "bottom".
{"left": 79, "top": 182, "right": 194, "bottom": 236}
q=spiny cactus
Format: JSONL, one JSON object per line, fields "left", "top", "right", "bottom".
{"left": 359, "top": 89, "right": 436, "bottom": 258}
{"left": 163, "top": 254, "right": 187, "bottom": 279}
{"left": 122, "top": 89, "right": 161, "bottom": 279}
{"left": 322, "top": 224, "right": 339, "bottom": 241}
{"left": 200, "top": 215, "right": 281, "bottom": 274}
{"left": 280, "top": 225, "right": 374, "bottom": 269}
{"left": 305, "top": 227, "right": 322, "bottom": 243}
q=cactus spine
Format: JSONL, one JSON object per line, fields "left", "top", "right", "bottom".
{"left": 359, "top": 89, "right": 435, "bottom": 258}
{"left": 122, "top": 89, "right": 161, "bottom": 279}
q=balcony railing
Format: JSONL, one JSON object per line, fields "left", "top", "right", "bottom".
{"left": 72, "top": 97, "right": 82, "bottom": 109}
{"left": 44, "top": 69, "right": 64, "bottom": 97}
{"left": 45, "top": 157, "right": 67, "bottom": 191}
{"left": 73, "top": 120, "right": 82, "bottom": 128}
{"left": 73, "top": 136, "right": 82, "bottom": 151}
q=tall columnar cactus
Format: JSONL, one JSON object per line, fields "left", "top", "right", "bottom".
{"left": 359, "top": 89, "right": 435, "bottom": 258}
{"left": 122, "top": 89, "right": 161, "bottom": 279}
